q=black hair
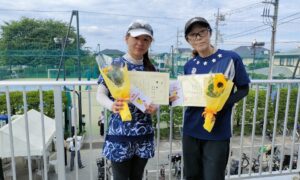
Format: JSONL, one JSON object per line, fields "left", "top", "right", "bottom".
{"left": 143, "top": 51, "right": 156, "bottom": 72}
{"left": 192, "top": 49, "right": 199, "bottom": 58}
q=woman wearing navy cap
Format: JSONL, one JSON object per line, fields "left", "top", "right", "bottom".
{"left": 182, "top": 17, "right": 250, "bottom": 180}
{"left": 96, "top": 19, "right": 157, "bottom": 180}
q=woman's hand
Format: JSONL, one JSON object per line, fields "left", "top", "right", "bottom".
{"left": 111, "top": 98, "right": 127, "bottom": 113}
{"left": 145, "top": 103, "right": 158, "bottom": 115}
{"left": 169, "top": 94, "right": 178, "bottom": 103}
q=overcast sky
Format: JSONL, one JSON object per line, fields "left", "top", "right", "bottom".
{"left": 1, "top": 0, "right": 299, "bottom": 53}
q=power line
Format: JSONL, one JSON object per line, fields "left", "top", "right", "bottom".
{"left": 224, "top": 13, "right": 300, "bottom": 40}
{"left": 0, "top": 8, "right": 70, "bottom": 13}
{"left": 224, "top": 2, "right": 262, "bottom": 16}
{"left": 224, "top": 20, "right": 263, "bottom": 23}
{"left": 278, "top": 11, "right": 300, "bottom": 21}
{"left": 224, "top": 25, "right": 269, "bottom": 39}
{"left": 278, "top": 16, "right": 300, "bottom": 25}
{"left": 0, "top": 8, "right": 186, "bottom": 20}
{"left": 223, "top": 40, "right": 300, "bottom": 44}
{"left": 80, "top": 11, "right": 185, "bottom": 20}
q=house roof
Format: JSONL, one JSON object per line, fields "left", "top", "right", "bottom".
{"left": 152, "top": 52, "right": 170, "bottom": 59}
{"left": 275, "top": 48, "right": 300, "bottom": 58}
{"left": 232, "top": 46, "right": 269, "bottom": 59}
{"left": 175, "top": 48, "right": 192, "bottom": 54}
{"left": 100, "top": 49, "right": 125, "bottom": 56}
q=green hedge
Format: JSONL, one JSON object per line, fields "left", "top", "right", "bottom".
{"left": 0, "top": 90, "right": 67, "bottom": 118}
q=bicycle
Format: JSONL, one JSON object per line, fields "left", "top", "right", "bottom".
{"left": 279, "top": 123, "right": 300, "bottom": 142}
{"left": 159, "top": 163, "right": 168, "bottom": 180}
{"left": 292, "top": 123, "right": 300, "bottom": 141}
{"left": 97, "top": 157, "right": 112, "bottom": 180}
{"left": 170, "top": 153, "right": 182, "bottom": 179}
{"left": 145, "top": 169, "right": 148, "bottom": 180}
{"left": 252, "top": 145, "right": 284, "bottom": 173}
{"left": 278, "top": 127, "right": 290, "bottom": 136}
{"left": 229, "top": 153, "right": 250, "bottom": 175}
{"left": 259, "top": 121, "right": 273, "bottom": 141}
{"left": 297, "top": 124, "right": 300, "bottom": 141}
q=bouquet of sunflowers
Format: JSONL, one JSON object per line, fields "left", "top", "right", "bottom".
{"left": 202, "top": 59, "right": 235, "bottom": 132}
{"left": 99, "top": 61, "right": 132, "bottom": 121}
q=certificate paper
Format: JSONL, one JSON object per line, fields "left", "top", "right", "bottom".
{"left": 129, "top": 71, "right": 169, "bottom": 105}
{"left": 177, "top": 74, "right": 211, "bottom": 107}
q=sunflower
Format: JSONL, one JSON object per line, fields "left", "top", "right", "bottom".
{"left": 213, "top": 74, "right": 227, "bottom": 94}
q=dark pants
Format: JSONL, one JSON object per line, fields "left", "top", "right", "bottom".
{"left": 100, "top": 123, "right": 104, "bottom": 136}
{"left": 70, "top": 150, "right": 83, "bottom": 170}
{"left": 0, "top": 158, "right": 4, "bottom": 180}
{"left": 111, "top": 155, "right": 148, "bottom": 180}
{"left": 64, "top": 147, "right": 67, "bottom": 166}
{"left": 182, "top": 135, "right": 230, "bottom": 180}
{"left": 71, "top": 126, "right": 75, "bottom": 137}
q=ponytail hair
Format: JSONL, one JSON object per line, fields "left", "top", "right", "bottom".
{"left": 192, "top": 49, "right": 198, "bottom": 58}
{"left": 143, "top": 51, "right": 156, "bottom": 72}
{"left": 192, "top": 45, "right": 215, "bottom": 58}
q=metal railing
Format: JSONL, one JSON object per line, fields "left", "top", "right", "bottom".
{"left": 0, "top": 80, "right": 300, "bottom": 180}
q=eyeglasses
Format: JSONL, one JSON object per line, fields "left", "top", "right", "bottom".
{"left": 187, "top": 28, "right": 210, "bottom": 40}
{"left": 127, "top": 22, "right": 153, "bottom": 35}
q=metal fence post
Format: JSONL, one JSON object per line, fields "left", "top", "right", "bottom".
{"left": 54, "top": 86, "right": 66, "bottom": 180}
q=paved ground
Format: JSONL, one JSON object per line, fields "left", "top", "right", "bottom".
{"left": 6, "top": 135, "right": 300, "bottom": 180}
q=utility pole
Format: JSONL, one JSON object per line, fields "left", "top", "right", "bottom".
{"left": 215, "top": 8, "right": 220, "bottom": 48}
{"left": 171, "top": 45, "right": 174, "bottom": 78}
{"left": 176, "top": 29, "right": 183, "bottom": 49}
{"left": 262, "top": 0, "right": 279, "bottom": 79}
{"left": 214, "top": 8, "right": 225, "bottom": 48}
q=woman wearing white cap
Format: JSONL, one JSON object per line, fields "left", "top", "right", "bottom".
{"left": 96, "top": 19, "right": 157, "bottom": 180}
{"left": 181, "top": 17, "right": 250, "bottom": 180}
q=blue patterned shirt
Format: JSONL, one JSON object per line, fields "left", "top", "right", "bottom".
{"left": 97, "top": 57, "right": 155, "bottom": 162}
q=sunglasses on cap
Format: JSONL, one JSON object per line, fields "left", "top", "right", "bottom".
{"left": 127, "top": 21, "right": 153, "bottom": 36}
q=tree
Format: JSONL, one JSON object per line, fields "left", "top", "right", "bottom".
{"left": 0, "top": 17, "right": 86, "bottom": 66}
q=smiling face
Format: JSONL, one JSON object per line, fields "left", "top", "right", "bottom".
{"left": 125, "top": 34, "right": 152, "bottom": 60}
{"left": 187, "top": 24, "right": 212, "bottom": 57}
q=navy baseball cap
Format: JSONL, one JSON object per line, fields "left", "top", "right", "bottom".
{"left": 184, "top": 17, "right": 211, "bottom": 38}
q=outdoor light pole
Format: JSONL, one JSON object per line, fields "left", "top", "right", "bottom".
{"left": 73, "top": 10, "right": 83, "bottom": 134}
{"left": 251, "top": 39, "right": 265, "bottom": 79}
{"left": 97, "top": 43, "right": 101, "bottom": 55}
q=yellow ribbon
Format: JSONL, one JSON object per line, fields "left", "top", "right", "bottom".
{"left": 202, "top": 107, "right": 217, "bottom": 133}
